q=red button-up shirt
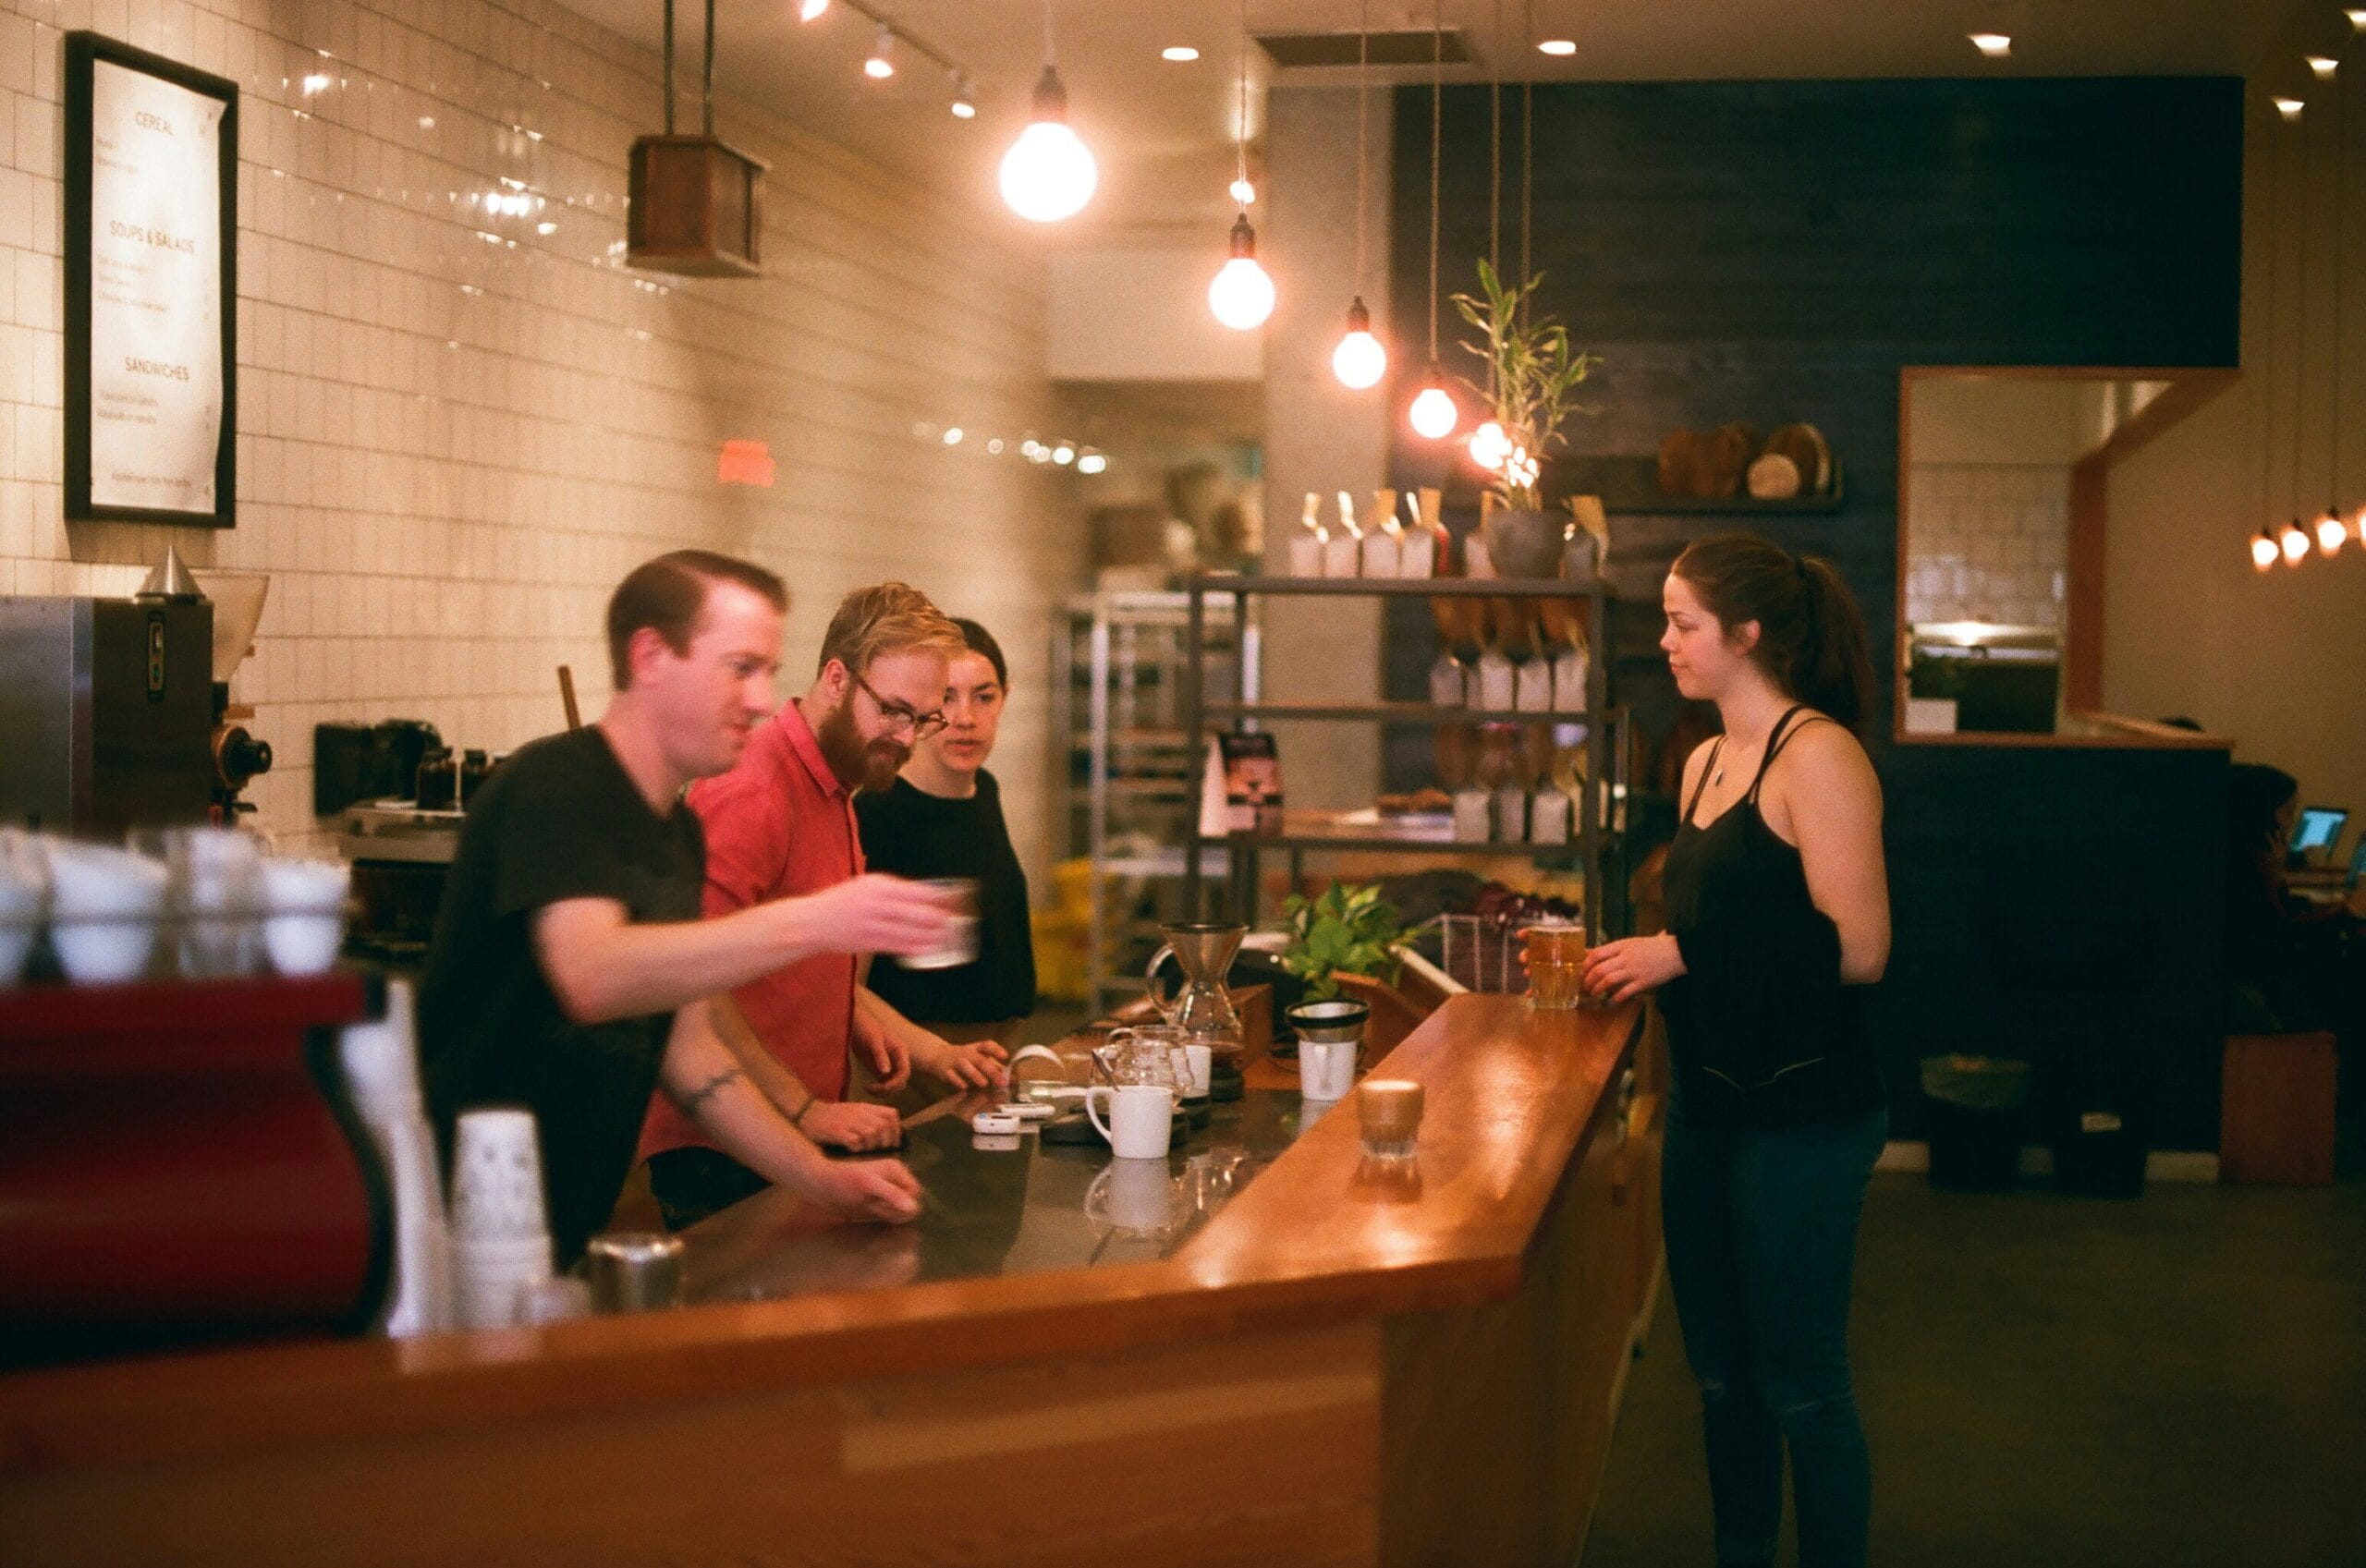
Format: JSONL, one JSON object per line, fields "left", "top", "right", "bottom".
{"left": 639, "top": 699, "right": 860, "bottom": 1161}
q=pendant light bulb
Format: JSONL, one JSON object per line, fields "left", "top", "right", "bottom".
{"left": 2315, "top": 508, "right": 2348, "bottom": 554}
{"left": 799, "top": 0, "right": 830, "bottom": 19}
{"left": 1468, "top": 419, "right": 1510, "bottom": 472}
{"left": 1409, "top": 366, "right": 1458, "bottom": 441}
{"left": 1000, "top": 67, "right": 1097, "bottom": 223}
{"left": 1331, "top": 298, "right": 1388, "bottom": 389}
{"left": 951, "top": 78, "right": 978, "bottom": 118}
{"left": 2279, "top": 517, "right": 2311, "bottom": 563}
{"left": 863, "top": 26, "right": 896, "bottom": 79}
{"left": 1208, "top": 215, "right": 1275, "bottom": 331}
{"left": 2251, "top": 529, "right": 2281, "bottom": 571}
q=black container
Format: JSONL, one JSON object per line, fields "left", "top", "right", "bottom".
{"left": 414, "top": 747, "right": 459, "bottom": 811}
{"left": 1921, "top": 1055, "right": 2030, "bottom": 1192}
{"left": 2051, "top": 1111, "right": 2148, "bottom": 1197}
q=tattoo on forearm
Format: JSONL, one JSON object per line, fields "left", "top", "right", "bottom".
{"left": 679, "top": 1066, "right": 745, "bottom": 1120}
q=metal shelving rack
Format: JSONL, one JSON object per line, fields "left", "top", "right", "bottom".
{"left": 1054, "top": 591, "right": 1252, "bottom": 1013}
{"left": 1179, "top": 575, "right": 1628, "bottom": 933}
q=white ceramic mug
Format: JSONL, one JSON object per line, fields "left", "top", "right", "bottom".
{"left": 1086, "top": 1083, "right": 1175, "bottom": 1160}
{"left": 1299, "top": 1038, "right": 1357, "bottom": 1102}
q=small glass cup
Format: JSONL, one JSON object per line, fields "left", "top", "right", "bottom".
{"left": 1520, "top": 919, "right": 1591, "bottom": 1011}
{"left": 1357, "top": 1077, "right": 1424, "bottom": 1161}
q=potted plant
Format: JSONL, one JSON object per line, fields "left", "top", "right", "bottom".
{"left": 1280, "top": 882, "right": 1429, "bottom": 1061}
{"left": 1451, "top": 260, "right": 1604, "bottom": 578}
{"left": 1279, "top": 881, "right": 1406, "bottom": 1002}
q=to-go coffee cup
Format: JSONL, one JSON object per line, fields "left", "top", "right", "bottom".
{"left": 901, "top": 878, "right": 979, "bottom": 970}
{"left": 1085, "top": 1082, "right": 1175, "bottom": 1160}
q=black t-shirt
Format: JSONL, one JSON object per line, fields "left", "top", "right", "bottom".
{"left": 420, "top": 726, "right": 704, "bottom": 1264}
{"left": 855, "top": 771, "right": 1036, "bottom": 1025}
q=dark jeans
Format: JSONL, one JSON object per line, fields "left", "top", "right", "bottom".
{"left": 1661, "top": 1102, "right": 1887, "bottom": 1568}
{"left": 646, "top": 1146, "right": 769, "bottom": 1233}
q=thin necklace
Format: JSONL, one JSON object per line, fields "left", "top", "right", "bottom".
{"left": 1713, "top": 717, "right": 1776, "bottom": 787}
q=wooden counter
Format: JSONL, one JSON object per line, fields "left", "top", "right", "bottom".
{"left": 0, "top": 994, "right": 1662, "bottom": 1567}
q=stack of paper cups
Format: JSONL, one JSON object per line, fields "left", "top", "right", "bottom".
{"left": 336, "top": 978, "right": 452, "bottom": 1337}
{"left": 447, "top": 1107, "right": 555, "bottom": 1330}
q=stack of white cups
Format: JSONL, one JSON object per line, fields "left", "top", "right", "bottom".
{"left": 447, "top": 1107, "right": 555, "bottom": 1331}
{"left": 335, "top": 978, "right": 452, "bottom": 1338}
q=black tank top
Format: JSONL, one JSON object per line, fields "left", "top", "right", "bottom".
{"left": 1657, "top": 706, "right": 1884, "bottom": 1127}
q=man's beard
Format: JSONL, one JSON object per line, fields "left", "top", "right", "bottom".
{"left": 816, "top": 698, "right": 907, "bottom": 793}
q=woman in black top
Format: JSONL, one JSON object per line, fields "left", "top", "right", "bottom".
{"left": 1584, "top": 534, "right": 1890, "bottom": 1568}
{"left": 856, "top": 618, "right": 1037, "bottom": 1043}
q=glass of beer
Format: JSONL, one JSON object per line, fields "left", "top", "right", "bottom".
{"left": 1520, "top": 919, "right": 1590, "bottom": 1010}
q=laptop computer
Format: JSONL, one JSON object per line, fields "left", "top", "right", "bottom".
{"left": 2287, "top": 805, "right": 2348, "bottom": 868}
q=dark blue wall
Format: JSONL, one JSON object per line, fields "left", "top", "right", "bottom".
{"left": 1384, "top": 78, "right": 2243, "bottom": 1149}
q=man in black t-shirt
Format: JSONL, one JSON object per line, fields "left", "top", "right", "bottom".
{"left": 420, "top": 550, "right": 957, "bottom": 1263}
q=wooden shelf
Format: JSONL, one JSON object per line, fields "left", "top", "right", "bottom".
{"left": 1191, "top": 833, "right": 1591, "bottom": 857}
{"left": 1204, "top": 701, "right": 1599, "bottom": 724}
{"left": 1188, "top": 575, "right": 1608, "bottom": 599}
{"left": 1554, "top": 454, "right": 1846, "bottom": 516}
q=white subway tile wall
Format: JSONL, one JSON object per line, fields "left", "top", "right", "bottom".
{"left": 1903, "top": 463, "right": 2070, "bottom": 631}
{"left": 0, "top": 0, "right": 1080, "bottom": 870}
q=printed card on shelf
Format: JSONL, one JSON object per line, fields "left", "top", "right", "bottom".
{"left": 1200, "top": 732, "right": 1285, "bottom": 837}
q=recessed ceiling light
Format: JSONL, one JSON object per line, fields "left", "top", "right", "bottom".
{"left": 1162, "top": 46, "right": 1201, "bottom": 63}
{"left": 2349, "top": 8, "right": 2366, "bottom": 30}
{"left": 1970, "top": 33, "right": 2011, "bottom": 58}
{"left": 2307, "top": 56, "right": 2338, "bottom": 79}
{"left": 2275, "top": 97, "right": 2305, "bottom": 119}
{"left": 1536, "top": 39, "right": 1577, "bottom": 57}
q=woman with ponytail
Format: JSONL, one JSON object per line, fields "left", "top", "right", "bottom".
{"left": 1582, "top": 532, "right": 1890, "bottom": 1568}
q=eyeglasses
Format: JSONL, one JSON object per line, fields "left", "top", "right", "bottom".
{"left": 850, "top": 668, "right": 947, "bottom": 740}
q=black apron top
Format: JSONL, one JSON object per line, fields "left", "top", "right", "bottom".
{"left": 1657, "top": 706, "right": 1885, "bottom": 1128}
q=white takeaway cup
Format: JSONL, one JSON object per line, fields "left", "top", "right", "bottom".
{"left": 1299, "top": 1038, "right": 1358, "bottom": 1102}
{"left": 1085, "top": 1083, "right": 1175, "bottom": 1160}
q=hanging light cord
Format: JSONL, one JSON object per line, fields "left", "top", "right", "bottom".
{"left": 1043, "top": 0, "right": 1055, "bottom": 67}
{"left": 2259, "top": 122, "right": 2285, "bottom": 530}
{"left": 2330, "top": 54, "right": 2349, "bottom": 509}
{"left": 1428, "top": 0, "right": 1443, "bottom": 362}
{"left": 1353, "top": 0, "right": 1369, "bottom": 293}
{"left": 1489, "top": 0, "right": 1503, "bottom": 276}
{"left": 2290, "top": 112, "right": 2310, "bottom": 521}
{"left": 1237, "top": 0, "right": 1251, "bottom": 212}
{"left": 1520, "top": 0, "right": 1533, "bottom": 310}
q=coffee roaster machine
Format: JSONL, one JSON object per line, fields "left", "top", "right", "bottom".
{"left": 0, "top": 548, "right": 274, "bottom": 835}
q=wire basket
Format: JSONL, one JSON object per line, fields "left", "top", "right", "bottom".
{"left": 1413, "top": 913, "right": 1533, "bottom": 996}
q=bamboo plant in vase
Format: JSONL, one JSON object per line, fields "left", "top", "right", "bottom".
{"left": 1451, "top": 260, "right": 1606, "bottom": 579}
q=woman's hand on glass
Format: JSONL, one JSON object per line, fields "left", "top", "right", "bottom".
{"left": 1581, "top": 933, "right": 1687, "bottom": 1004}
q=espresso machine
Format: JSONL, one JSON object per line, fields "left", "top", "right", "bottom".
{"left": 0, "top": 549, "right": 273, "bottom": 836}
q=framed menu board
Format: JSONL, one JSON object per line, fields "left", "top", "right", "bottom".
{"left": 64, "top": 32, "right": 238, "bottom": 528}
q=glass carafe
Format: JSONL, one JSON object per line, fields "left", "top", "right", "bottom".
{"left": 1145, "top": 922, "right": 1246, "bottom": 1062}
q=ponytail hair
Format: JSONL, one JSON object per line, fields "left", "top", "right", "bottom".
{"left": 1671, "top": 534, "right": 1875, "bottom": 730}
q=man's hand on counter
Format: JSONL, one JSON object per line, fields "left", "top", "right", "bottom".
{"left": 801, "top": 1100, "right": 905, "bottom": 1153}
{"left": 913, "top": 1033, "right": 1008, "bottom": 1092}
{"left": 805, "top": 1157, "right": 925, "bottom": 1224}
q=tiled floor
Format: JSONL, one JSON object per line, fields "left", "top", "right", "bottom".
{"left": 1584, "top": 1167, "right": 2366, "bottom": 1567}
